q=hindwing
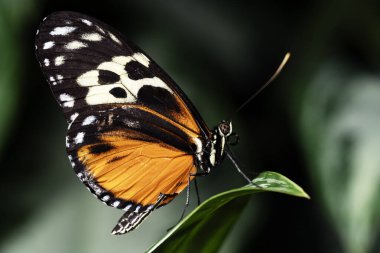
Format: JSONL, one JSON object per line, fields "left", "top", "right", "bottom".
{"left": 68, "top": 104, "right": 197, "bottom": 208}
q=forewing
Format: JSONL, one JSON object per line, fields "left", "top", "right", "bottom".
{"left": 35, "top": 11, "right": 208, "bottom": 136}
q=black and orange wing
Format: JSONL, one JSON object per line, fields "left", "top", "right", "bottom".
{"left": 67, "top": 105, "right": 199, "bottom": 234}
{"left": 35, "top": 11, "right": 210, "bottom": 234}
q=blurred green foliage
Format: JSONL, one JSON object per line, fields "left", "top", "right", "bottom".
{"left": 300, "top": 63, "right": 380, "bottom": 253}
{"left": 0, "top": 0, "right": 35, "bottom": 156}
{"left": 0, "top": 1, "right": 379, "bottom": 253}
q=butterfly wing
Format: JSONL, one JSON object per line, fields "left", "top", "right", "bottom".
{"left": 35, "top": 11, "right": 208, "bottom": 135}
{"left": 68, "top": 104, "right": 198, "bottom": 206}
{"left": 35, "top": 11, "right": 209, "bottom": 234}
{"left": 68, "top": 104, "right": 198, "bottom": 234}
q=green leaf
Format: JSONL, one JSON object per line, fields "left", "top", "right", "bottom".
{"left": 147, "top": 171, "right": 309, "bottom": 253}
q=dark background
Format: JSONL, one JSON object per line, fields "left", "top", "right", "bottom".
{"left": 1, "top": 1, "right": 380, "bottom": 252}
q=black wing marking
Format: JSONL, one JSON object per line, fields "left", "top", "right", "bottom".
{"left": 66, "top": 104, "right": 195, "bottom": 159}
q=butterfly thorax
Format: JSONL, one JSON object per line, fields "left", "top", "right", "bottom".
{"left": 197, "top": 120, "right": 233, "bottom": 173}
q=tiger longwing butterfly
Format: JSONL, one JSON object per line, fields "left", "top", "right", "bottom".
{"left": 35, "top": 11, "right": 269, "bottom": 235}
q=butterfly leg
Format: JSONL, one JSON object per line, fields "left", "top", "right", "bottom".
{"left": 166, "top": 177, "right": 190, "bottom": 231}
{"left": 194, "top": 178, "right": 201, "bottom": 206}
{"left": 166, "top": 171, "right": 204, "bottom": 232}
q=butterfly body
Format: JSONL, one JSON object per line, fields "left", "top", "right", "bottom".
{"left": 35, "top": 11, "right": 233, "bottom": 234}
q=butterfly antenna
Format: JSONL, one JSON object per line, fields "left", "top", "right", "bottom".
{"left": 228, "top": 52, "right": 291, "bottom": 119}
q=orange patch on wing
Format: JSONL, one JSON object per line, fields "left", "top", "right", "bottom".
{"left": 172, "top": 97, "right": 201, "bottom": 134}
{"left": 77, "top": 132, "right": 196, "bottom": 206}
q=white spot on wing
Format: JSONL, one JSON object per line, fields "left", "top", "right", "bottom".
{"left": 82, "top": 115, "right": 96, "bottom": 126}
{"left": 74, "top": 132, "right": 85, "bottom": 144}
{"left": 81, "top": 19, "right": 92, "bottom": 26}
{"left": 76, "top": 70, "right": 99, "bottom": 86}
{"left": 124, "top": 204, "right": 132, "bottom": 211}
{"left": 120, "top": 75, "right": 171, "bottom": 96}
{"left": 81, "top": 33, "right": 102, "bottom": 41}
{"left": 59, "top": 93, "right": 74, "bottom": 107}
{"left": 49, "top": 76, "right": 55, "bottom": 82}
{"left": 68, "top": 157, "right": 76, "bottom": 167}
{"left": 85, "top": 85, "right": 135, "bottom": 105}
{"left": 54, "top": 56, "right": 65, "bottom": 66}
{"left": 97, "top": 61, "right": 125, "bottom": 75}
{"left": 109, "top": 32, "right": 122, "bottom": 45}
{"left": 56, "top": 74, "right": 63, "bottom": 81}
{"left": 70, "top": 112, "right": 79, "bottom": 122}
{"left": 43, "top": 41, "right": 54, "bottom": 49}
{"left": 111, "top": 201, "right": 120, "bottom": 207}
{"left": 50, "top": 26, "right": 76, "bottom": 36}
{"left": 95, "top": 187, "right": 102, "bottom": 195}
{"left": 44, "top": 58, "right": 50, "bottom": 66}
{"left": 102, "top": 195, "right": 110, "bottom": 201}
{"left": 133, "top": 52, "right": 150, "bottom": 67}
{"left": 112, "top": 56, "right": 133, "bottom": 65}
{"left": 96, "top": 25, "right": 105, "bottom": 34}
{"left": 65, "top": 41, "right": 87, "bottom": 50}
{"left": 65, "top": 136, "right": 70, "bottom": 147}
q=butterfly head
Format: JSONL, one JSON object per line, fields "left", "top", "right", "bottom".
{"left": 217, "top": 120, "right": 232, "bottom": 137}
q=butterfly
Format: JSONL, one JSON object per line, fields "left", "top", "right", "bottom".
{"left": 35, "top": 11, "right": 248, "bottom": 235}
